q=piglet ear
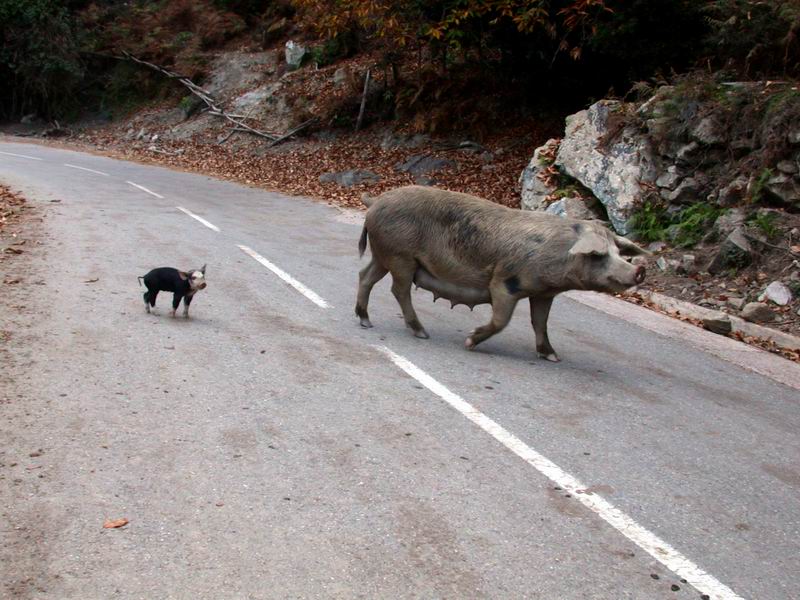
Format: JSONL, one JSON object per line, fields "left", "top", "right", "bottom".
{"left": 568, "top": 231, "right": 609, "bottom": 256}
{"left": 178, "top": 271, "right": 189, "bottom": 280}
{"left": 200, "top": 264, "right": 206, "bottom": 275}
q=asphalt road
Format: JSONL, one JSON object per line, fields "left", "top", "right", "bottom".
{"left": 1, "top": 139, "right": 799, "bottom": 600}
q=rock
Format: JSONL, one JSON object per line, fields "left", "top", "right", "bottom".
{"left": 714, "top": 208, "right": 746, "bottom": 236}
{"left": 766, "top": 173, "right": 800, "bottom": 205}
{"left": 380, "top": 133, "right": 429, "bottom": 151}
{"left": 741, "top": 302, "right": 775, "bottom": 323}
{"left": 726, "top": 296, "right": 745, "bottom": 310}
{"left": 758, "top": 281, "right": 793, "bottom": 306}
{"left": 284, "top": 40, "right": 307, "bottom": 70}
{"left": 647, "top": 241, "right": 668, "bottom": 253}
{"left": 702, "top": 316, "right": 732, "bottom": 335}
{"left": 681, "top": 254, "right": 697, "bottom": 275}
{"left": 318, "top": 169, "right": 381, "bottom": 187}
{"left": 707, "top": 227, "right": 752, "bottom": 274}
{"left": 716, "top": 175, "right": 748, "bottom": 207}
{"left": 545, "top": 197, "right": 597, "bottom": 220}
{"left": 395, "top": 155, "right": 455, "bottom": 184}
{"left": 655, "top": 257, "right": 679, "bottom": 272}
{"left": 675, "top": 141, "right": 701, "bottom": 164}
{"left": 636, "top": 86, "right": 675, "bottom": 118}
{"left": 555, "top": 101, "right": 657, "bottom": 234}
{"left": 777, "top": 160, "right": 798, "bottom": 175}
{"left": 665, "top": 176, "right": 703, "bottom": 204}
{"left": 691, "top": 116, "right": 727, "bottom": 146}
{"left": 333, "top": 67, "right": 350, "bottom": 88}
{"left": 655, "top": 170, "right": 682, "bottom": 190}
{"left": 729, "top": 139, "right": 754, "bottom": 157}
{"left": 519, "top": 139, "right": 560, "bottom": 211}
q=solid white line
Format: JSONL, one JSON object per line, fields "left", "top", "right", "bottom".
{"left": 377, "top": 345, "right": 744, "bottom": 600}
{"left": 126, "top": 181, "right": 164, "bottom": 198}
{"left": 176, "top": 206, "right": 220, "bottom": 232}
{"left": 64, "top": 163, "right": 109, "bottom": 176}
{"left": 237, "top": 245, "right": 330, "bottom": 309}
{"left": 0, "top": 150, "right": 43, "bottom": 161}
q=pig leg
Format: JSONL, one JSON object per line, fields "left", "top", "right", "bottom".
{"left": 144, "top": 288, "right": 158, "bottom": 313}
{"left": 530, "top": 297, "right": 559, "bottom": 362}
{"left": 465, "top": 288, "right": 518, "bottom": 349}
{"left": 183, "top": 294, "right": 193, "bottom": 318}
{"left": 171, "top": 293, "right": 182, "bottom": 317}
{"left": 388, "top": 260, "right": 429, "bottom": 339}
{"left": 355, "top": 258, "right": 388, "bottom": 328}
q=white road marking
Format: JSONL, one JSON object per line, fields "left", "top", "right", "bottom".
{"left": 0, "top": 150, "right": 43, "bottom": 161}
{"left": 237, "top": 244, "right": 330, "bottom": 309}
{"left": 378, "top": 345, "right": 744, "bottom": 600}
{"left": 64, "top": 163, "right": 109, "bottom": 176}
{"left": 126, "top": 181, "right": 164, "bottom": 198}
{"left": 177, "top": 206, "right": 220, "bottom": 232}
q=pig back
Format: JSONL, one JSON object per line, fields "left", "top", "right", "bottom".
{"left": 365, "top": 186, "right": 574, "bottom": 288}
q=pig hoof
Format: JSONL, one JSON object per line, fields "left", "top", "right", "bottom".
{"left": 413, "top": 330, "right": 429, "bottom": 339}
{"left": 538, "top": 352, "right": 560, "bottom": 362}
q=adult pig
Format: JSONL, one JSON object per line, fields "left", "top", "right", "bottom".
{"left": 355, "top": 186, "right": 649, "bottom": 361}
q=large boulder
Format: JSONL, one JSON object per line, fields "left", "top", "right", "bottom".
{"left": 285, "top": 40, "right": 307, "bottom": 71}
{"left": 519, "top": 139, "right": 559, "bottom": 211}
{"left": 555, "top": 100, "right": 657, "bottom": 235}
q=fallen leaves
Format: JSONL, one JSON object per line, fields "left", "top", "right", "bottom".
{"left": 103, "top": 518, "right": 129, "bottom": 529}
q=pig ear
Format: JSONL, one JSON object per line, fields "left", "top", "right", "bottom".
{"left": 569, "top": 231, "right": 609, "bottom": 256}
{"left": 200, "top": 264, "right": 206, "bottom": 275}
{"left": 614, "top": 235, "right": 651, "bottom": 257}
{"left": 178, "top": 271, "right": 189, "bottom": 280}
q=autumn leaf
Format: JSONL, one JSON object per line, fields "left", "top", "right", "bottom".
{"left": 103, "top": 518, "right": 129, "bottom": 529}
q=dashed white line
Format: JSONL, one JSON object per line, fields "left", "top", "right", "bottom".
{"left": 0, "top": 150, "right": 43, "bottom": 161}
{"left": 64, "top": 163, "right": 109, "bottom": 176}
{"left": 237, "top": 244, "right": 330, "bottom": 309}
{"left": 377, "top": 345, "right": 744, "bottom": 600}
{"left": 177, "top": 206, "right": 220, "bottom": 232}
{"left": 126, "top": 181, "right": 164, "bottom": 198}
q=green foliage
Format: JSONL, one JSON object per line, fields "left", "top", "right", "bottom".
{"left": 749, "top": 168, "right": 773, "bottom": 203}
{"left": 672, "top": 202, "right": 723, "bottom": 247}
{"left": 0, "top": 0, "right": 85, "bottom": 119}
{"left": 632, "top": 200, "right": 723, "bottom": 247}
{"left": 308, "top": 33, "right": 358, "bottom": 67}
{"left": 703, "top": 0, "right": 800, "bottom": 78}
{"left": 747, "top": 211, "right": 780, "bottom": 240}
{"left": 631, "top": 201, "right": 670, "bottom": 243}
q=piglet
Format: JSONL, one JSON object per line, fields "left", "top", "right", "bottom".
{"left": 139, "top": 265, "right": 207, "bottom": 317}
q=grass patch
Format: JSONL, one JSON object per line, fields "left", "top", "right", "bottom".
{"left": 747, "top": 211, "right": 780, "bottom": 239}
{"left": 632, "top": 200, "right": 723, "bottom": 247}
{"left": 631, "top": 201, "right": 670, "bottom": 243}
{"left": 672, "top": 202, "right": 723, "bottom": 247}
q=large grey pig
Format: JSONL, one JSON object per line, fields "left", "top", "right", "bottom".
{"left": 355, "top": 185, "right": 649, "bottom": 361}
